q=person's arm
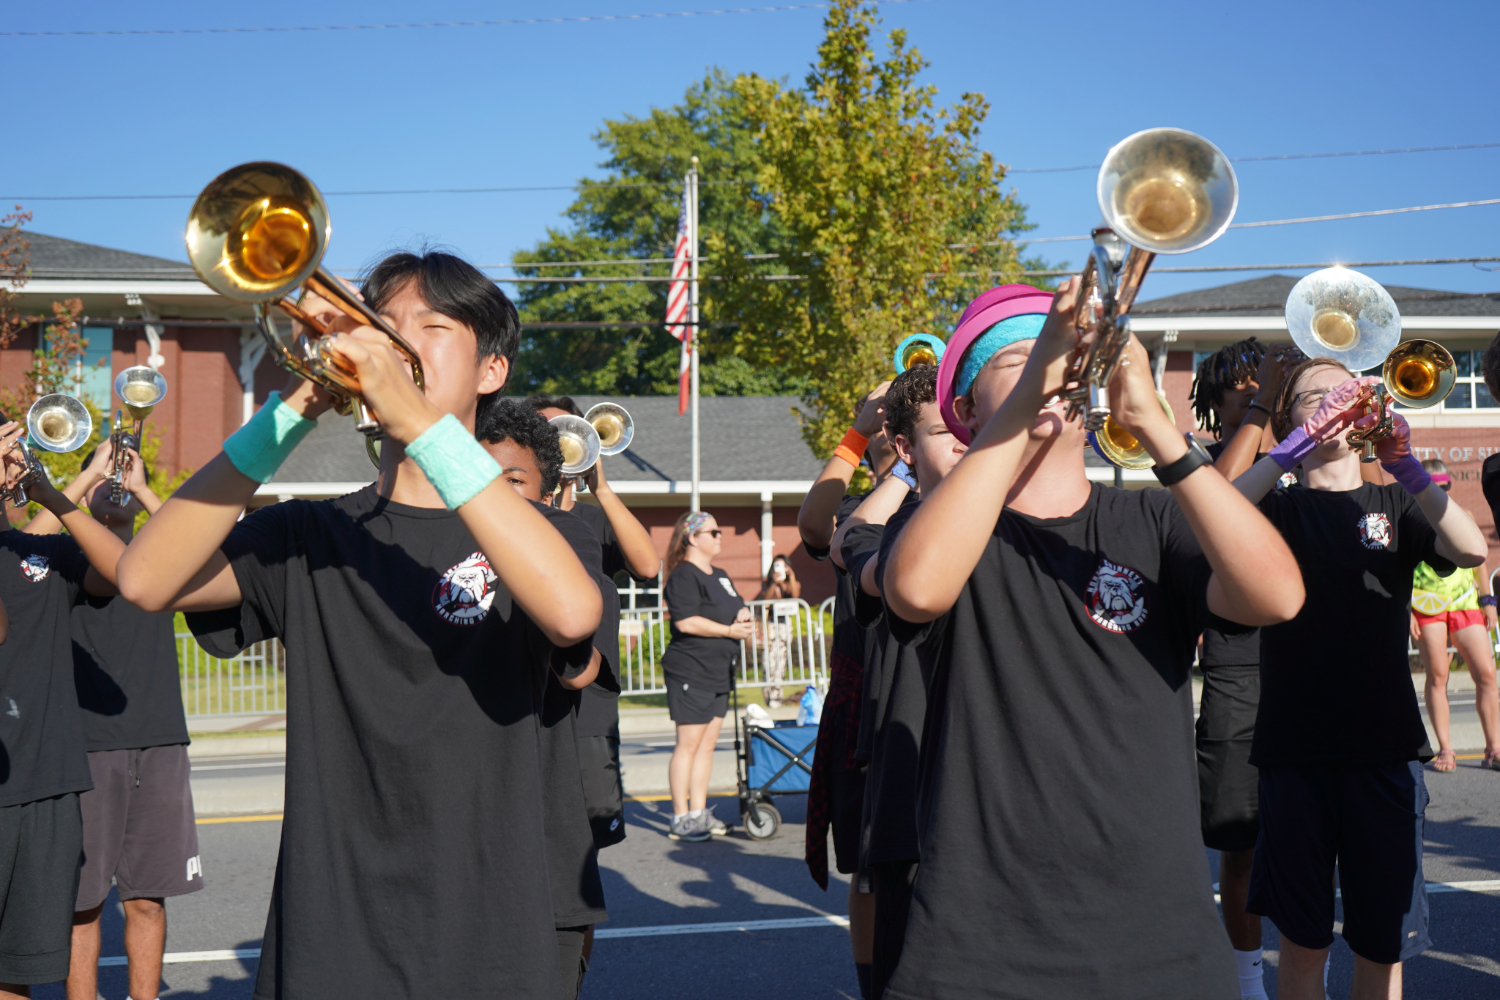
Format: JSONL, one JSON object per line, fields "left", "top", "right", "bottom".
{"left": 797, "top": 381, "right": 891, "bottom": 552}
{"left": 23, "top": 438, "right": 114, "bottom": 536}
{"left": 11, "top": 454, "right": 126, "bottom": 596}
{"left": 1232, "top": 377, "right": 1382, "bottom": 503}
{"left": 784, "top": 570, "right": 801, "bottom": 599}
{"left": 121, "top": 447, "right": 163, "bottom": 516}
{"left": 1213, "top": 349, "right": 1290, "bottom": 480}
{"left": 830, "top": 473, "right": 910, "bottom": 570}
{"left": 674, "top": 615, "right": 755, "bottom": 641}
{"left": 321, "top": 328, "right": 601, "bottom": 647}
{"left": 555, "top": 647, "right": 602, "bottom": 691}
{"left": 581, "top": 461, "right": 660, "bottom": 581}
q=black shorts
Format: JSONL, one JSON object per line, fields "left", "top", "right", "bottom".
{"left": 1248, "top": 761, "right": 1430, "bottom": 964}
{"left": 665, "top": 680, "right": 728, "bottom": 725}
{"left": 0, "top": 793, "right": 83, "bottom": 985}
{"left": 1196, "top": 663, "right": 1260, "bottom": 852}
{"left": 870, "top": 859, "right": 917, "bottom": 1000}
{"left": 831, "top": 759, "right": 866, "bottom": 879}
{"left": 77, "top": 745, "right": 204, "bottom": 910}
{"left": 556, "top": 926, "right": 588, "bottom": 1000}
{"left": 577, "top": 734, "right": 626, "bottom": 849}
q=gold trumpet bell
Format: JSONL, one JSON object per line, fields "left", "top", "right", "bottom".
{"left": 187, "top": 164, "right": 329, "bottom": 301}
{"left": 1384, "top": 340, "right": 1455, "bottom": 409}
{"left": 1088, "top": 394, "right": 1176, "bottom": 470}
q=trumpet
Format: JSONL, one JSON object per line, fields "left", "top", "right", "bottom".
{"left": 1283, "top": 267, "right": 1454, "bottom": 462}
{"left": 550, "top": 414, "right": 601, "bottom": 482}
{"left": 109, "top": 366, "right": 167, "bottom": 504}
{"left": 585, "top": 402, "right": 634, "bottom": 457}
{"left": 1066, "top": 128, "right": 1238, "bottom": 467}
{"left": 894, "top": 333, "right": 945, "bottom": 375}
{"left": 1, "top": 394, "right": 93, "bottom": 507}
{"left": 186, "top": 162, "right": 424, "bottom": 437}
{"left": 1088, "top": 392, "right": 1177, "bottom": 470}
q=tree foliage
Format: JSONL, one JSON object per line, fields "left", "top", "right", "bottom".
{"left": 713, "top": 0, "right": 1046, "bottom": 457}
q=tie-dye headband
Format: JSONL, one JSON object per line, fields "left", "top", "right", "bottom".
{"left": 683, "top": 511, "right": 712, "bottom": 536}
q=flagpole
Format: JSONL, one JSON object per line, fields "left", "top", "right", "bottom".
{"left": 689, "top": 156, "right": 701, "bottom": 514}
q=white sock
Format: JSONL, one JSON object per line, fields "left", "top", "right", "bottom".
{"left": 1234, "top": 949, "right": 1267, "bottom": 999}
{"left": 689, "top": 808, "right": 704, "bottom": 819}
{"left": 672, "top": 813, "right": 687, "bottom": 823}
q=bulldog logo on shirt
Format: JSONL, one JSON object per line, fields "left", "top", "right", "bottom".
{"left": 1358, "top": 513, "right": 1392, "bottom": 550}
{"left": 1085, "top": 558, "right": 1148, "bottom": 633}
{"left": 432, "top": 552, "right": 498, "bottom": 625}
{"left": 18, "top": 554, "right": 50, "bottom": 583}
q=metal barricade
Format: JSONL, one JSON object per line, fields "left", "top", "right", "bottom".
{"left": 178, "top": 633, "right": 285, "bottom": 719}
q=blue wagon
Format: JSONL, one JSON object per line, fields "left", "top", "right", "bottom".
{"left": 735, "top": 705, "right": 817, "bottom": 841}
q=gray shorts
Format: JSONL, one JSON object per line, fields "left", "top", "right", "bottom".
{"left": 76, "top": 745, "right": 204, "bottom": 911}
{"left": 0, "top": 793, "right": 82, "bottom": 985}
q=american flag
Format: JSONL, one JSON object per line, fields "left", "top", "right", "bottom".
{"left": 665, "top": 182, "right": 692, "bottom": 415}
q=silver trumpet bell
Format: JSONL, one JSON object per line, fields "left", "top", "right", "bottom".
{"left": 584, "top": 402, "right": 634, "bottom": 457}
{"left": 550, "top": 414, "right": 602, "bottom": 479}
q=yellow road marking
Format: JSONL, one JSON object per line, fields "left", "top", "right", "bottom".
{"left": 196, "top": 814, "right": 283, "bottom": 825}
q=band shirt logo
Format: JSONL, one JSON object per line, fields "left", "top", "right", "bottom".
{"left": 718, "top": 577, "right": 739, "bottom": 598}
{"left": 1085, "top": 558, "right": 1148, "bottom": 633}
{"left": 19, "top": 554, "right": 50, "bottom": 583}
{"left": 1358, "top": 513, "right": 1392, "bottom": 551}
{"left": 432, "top": 552, "right": 498, "bottom": 625}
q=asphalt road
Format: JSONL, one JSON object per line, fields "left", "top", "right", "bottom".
{"left": 31, "top": 758, "right": 1500, "bottom": 1000}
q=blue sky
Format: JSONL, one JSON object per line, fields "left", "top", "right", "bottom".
{"left": 4, "top": 0, "right": 1498, "bottom": 299}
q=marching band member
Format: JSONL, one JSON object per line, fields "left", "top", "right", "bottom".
{"left": 1234, "top": 358, "right": 1486, "bottom": 1000}
{"left": 115, "top": 252, "right": 602, "bottom": 1000}
{"left": 878, "top": 282, "right": 1304, "bottom": 1000}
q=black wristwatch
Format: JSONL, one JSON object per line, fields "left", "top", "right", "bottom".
{"left": 1153, "top": 433, "right": 1214, "bottom": 487}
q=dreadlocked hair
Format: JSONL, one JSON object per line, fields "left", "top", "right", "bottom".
{"left": 1190, "top": 337, "right": 1268, "bottom": 438}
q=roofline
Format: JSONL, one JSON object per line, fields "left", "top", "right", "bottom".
{"left": 1132, "top": 316, "right": 1499, "bottom": 333}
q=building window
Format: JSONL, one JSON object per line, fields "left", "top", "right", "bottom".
{"left": 43, "top": 326, "right": 114, "bottom": 408}
{"left": 1369, "top": 347, "right": 1497, "bottom": 412}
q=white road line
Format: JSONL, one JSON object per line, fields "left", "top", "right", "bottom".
{"left": 1212, "top": 878, "right": 1500, "bottom": 904}
{"left": 191, "top": 762, "right": 287, "bottom": 772}
{"left": 100, "top": 883, "right": 1500, "bottom": 966}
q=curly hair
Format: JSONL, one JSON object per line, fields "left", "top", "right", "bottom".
{"left": 1271, "top": 357, "right": 1354, "bottom": 443}
{"left": 882, "top": 363, "right": 940, "bottom": 445}
{"left": 1190, "top": 337, "right": 1267, "bottom": 437}
{"left": 476, "top": 397, "right": 564, "bottom": 496}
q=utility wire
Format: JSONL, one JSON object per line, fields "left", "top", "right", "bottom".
{"left": 1011, "top": 142, "right": 1500, "bottom": 173}
{"left": 0, "top": 3, "right": 926, "bottom": 37}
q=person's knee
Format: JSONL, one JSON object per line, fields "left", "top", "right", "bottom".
{"left": 72, "top": 904, "right": 104, "bottom": 928}
{"left": 123, "top": 897, "right": 166, "bottom": 921}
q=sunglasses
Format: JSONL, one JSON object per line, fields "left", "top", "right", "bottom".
{"left": 696, "top": 529, "right": 722, "bottom": 538}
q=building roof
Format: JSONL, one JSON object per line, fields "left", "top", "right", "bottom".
{"left": 1134, "top": 275, "right": 1500, "bottom": 319}
{"left": 19, "top": 232, "right": 196, "bottom": 281}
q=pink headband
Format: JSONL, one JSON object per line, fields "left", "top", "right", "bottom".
{"left": 1430, "top": 473, "right": 1451, "bottom": 485}
{"left": 937, "top": 284, "right": 1056, "bottom": 443}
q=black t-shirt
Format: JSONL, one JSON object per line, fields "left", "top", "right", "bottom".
{"left": 73, "top": 596, "right": 188, "bottom": 752}
{"left": 1483, "top": 452, "right": 1500, "bottom": 533}
{"left": 530, "top": 502, "right": 608, "bottom": 927}
{"left": 881, "top": 485, "right": 1236, "bottom": 1000}
{"left": 842, "top": 499, "right": 934, "bottom": 866}
{"left": 185, "top": 487, "right": 572, "bottom": 999}
{"left": 1252, "top": 483, "right": 1449, "bottom": 767}
{"left": 0, "top": 531, "right": 92, "bottom": 808}
{"left": 661, "top": 563, "right": 744, "bottom": 689}
{"left": 564, "top": 502, "right": 632, "bottom": 739}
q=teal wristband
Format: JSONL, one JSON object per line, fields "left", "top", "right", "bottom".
{"left": 223, "top": 392, "right": 317, "bottom": 484}
{"left": 405, "top": 414, "right": 501, "bottom": 510}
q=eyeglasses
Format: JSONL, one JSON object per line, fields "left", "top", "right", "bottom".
{"left": 1292, "top": 388, "right": 1330, "bottom": 408}
{"left": 696, "top": 529, "right": 722, "bottom": 538}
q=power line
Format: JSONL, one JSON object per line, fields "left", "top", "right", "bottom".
{"left": 1010, "top": 142, "right": 1500, "bottom": 174}
{"left": 0, "top": 3, "right": 926, "bottom": 37}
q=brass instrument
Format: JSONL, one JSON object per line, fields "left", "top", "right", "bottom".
{"left": 1, "top": 394, "right": 93, "bottom": 507}
{"left": 186, "top": 162, "right": 425, "bottom": 436}
{"left": 894, "top": 333, "right": 945, "bottom": 375}
{"left": 1088, "top": 393, "right": 1176, "bottom": 470}
{"left": 1283, "top": 267, "right": 1453, "bottom": 462}
{"left": 1065, "top": 128, "right": 1238, "bottom": 469}
{"left": 109, "top": 366, "right": 167, "bottom": 504}
{"left": 585, "top": 402, "right": 634, "bottom": 457}
{"left": 550, "top": 415, "right": 602, "bottom": 481}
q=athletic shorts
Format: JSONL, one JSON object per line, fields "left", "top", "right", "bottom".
{"left": 0, "top": 793, "right": 83, "bottom": 985}
{"left": 665, "top": 680, "right": 728, "bottom": 725}
{"left": 577, "top": 734, "right": 626, "bottom": 849}
{"left": 556, "top": 926, "right": 588, "bottom": 1000}
{"left": 1413, "top": 607, "right": 1485, "bottom": 632}
{"left": 870, "top": 859, "right": 917, "bottom": 1000}
{"left": 1196, "top": 663, "right": 1260, "bottom": 852}
{"left": 76, "top": 745, "right": 204, "bottom": 911}
{"left": 1248, "top": 761, "right": 1430, "bottom": 964}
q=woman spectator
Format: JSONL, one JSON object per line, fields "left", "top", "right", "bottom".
{"left": 661, "top": 512, "right": 752, "bottom": 842}
{"left": 756, "top": 556, "right": 801, "bottom": 706}
{"left": 1410, "top": 459, "right": 1500, "bottom": 772}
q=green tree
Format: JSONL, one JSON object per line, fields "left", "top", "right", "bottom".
{"left": 713, "top": 0, "right": 1046, "bottom": 456}
{"left": 510, "top": 71, "right": 810, "bottom": 397}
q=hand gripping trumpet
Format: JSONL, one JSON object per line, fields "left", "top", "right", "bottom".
{"left": 1, "top": 394, "right": 93, "bottom": 507}
{"left": 1064, "top": 129, "right": 1239, "bottom": 467}
{"left": 108, "top": 366, "right": 168, "bottom": 503}
{"left": 549, "top": 403, "right": 635, "bottom": 493}
{"left": 186, "top": 163, "right": 424, "bottom": 437}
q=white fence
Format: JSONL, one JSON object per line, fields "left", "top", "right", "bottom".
{"left": 177, "top": 634, "right": 285, "bottom": 719}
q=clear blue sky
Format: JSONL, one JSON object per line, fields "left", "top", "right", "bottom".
{"left": 5, "top": 0, "right": 1498, "bottom": 300}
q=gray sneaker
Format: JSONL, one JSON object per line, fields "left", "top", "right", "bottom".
{"left": 701, "top": 805, "right": 729, "bottom": 836}
{"left": 668, "top": 814, "right": 710, "bottom": 842}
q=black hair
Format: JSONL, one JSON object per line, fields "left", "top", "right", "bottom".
{"left": 78, "top": 448, "right": 151, "bottom": 485}
{"left": 527, "top": 394, "right": 583, "bottom": 418}
{"left": 1190, "top": 337, "right": 1267, "bottom": 437}
{"left": 360, "top": 251, "right": 519, "bottom": 409}
{"left": 476, "top": 397, "right": 564, "bottom": 496}
{"left": 1482, "top": 331, "right": 1500, "bottom": 404}
{"left": 883, "top": 364, "right": 939, "bottom": 444}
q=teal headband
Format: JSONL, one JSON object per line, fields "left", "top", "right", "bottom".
{"left": 954, "top": 314, "right": 1046, "bottom": 396}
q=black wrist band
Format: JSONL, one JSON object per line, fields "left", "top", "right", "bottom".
{"left": 1153, "top": 434, "right": 1214, "bottom": 487}
{"left": 1246, "top": 401, "right": 1272, "bottom": 416}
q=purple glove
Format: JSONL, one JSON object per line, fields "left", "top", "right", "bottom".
{"left": 1383, "top": 452, "right": 1432, "bottom": 495}
{"left": 1268, "top": 426, "right": 1315, "bottom": 472}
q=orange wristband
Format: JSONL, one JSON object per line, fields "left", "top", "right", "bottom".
{"left": 833, "top": 427, "right": 868, "bottom": 467}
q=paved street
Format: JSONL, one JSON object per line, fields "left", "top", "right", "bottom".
{"left": 31, "top": 758, "right": 1500, "bottom": 999}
